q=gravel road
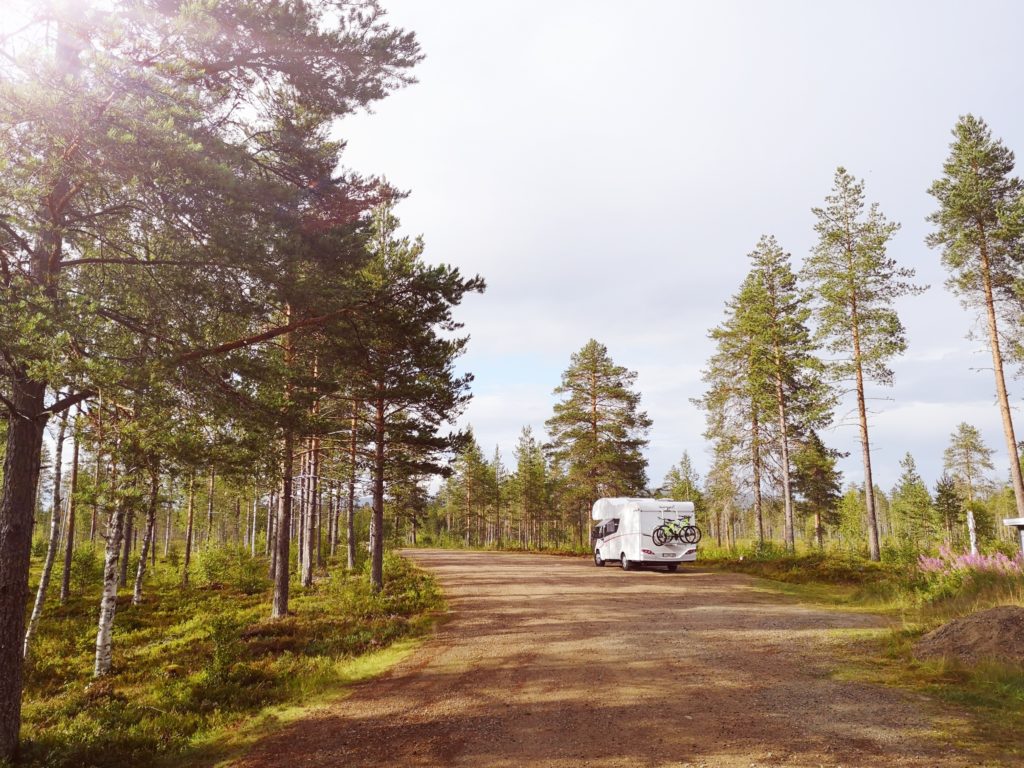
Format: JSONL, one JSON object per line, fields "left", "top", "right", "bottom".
{"left": 236, "top": 549, "right": 984, "bottom": 768}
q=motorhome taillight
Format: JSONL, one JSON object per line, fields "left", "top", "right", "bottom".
{"left": 642, "top": 549, "right": 654, "bottom": 555}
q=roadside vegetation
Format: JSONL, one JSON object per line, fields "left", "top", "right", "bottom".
{"left": 17, "top": 552, "right": 441, "bottom": 768}
{"left": 699, "top": 541, "right": 1024, "bottom": 758}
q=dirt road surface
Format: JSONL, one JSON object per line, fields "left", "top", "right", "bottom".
{"left": 236, "top": 550, "right": 984, "bottom": 768}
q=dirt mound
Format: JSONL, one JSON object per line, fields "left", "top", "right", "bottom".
{"left": 915, "top": 605, "right": 1024, "bottom": 666}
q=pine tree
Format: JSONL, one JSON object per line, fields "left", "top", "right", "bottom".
{"left": 546, "top": 340, "right": 651, "bottom": 543}
{"left": 934, "top": 475, "right": 964, "bottom": 546}
{"left": 0, "top": 2, "right": 423, "bottom": 754}
{"left": 344, "top": 204, "right": 483, "bottom": 590}
{"left": 889, "top": 453, "right": 936, "bottom": 550}
{"left": 511, "top": 427, "right": 548, "bottom": 548}
{"left": 791, "top": 431, "right": 844, "bottom": 549}
{"left": 942, "top": 421, "right": 995, "bottom": 554}
{"left": 703, "top": 445, "right": 740, "bottom": 547}
{"left": 928, "top": 116, "right": 1024, "bottom": 518}
{"left": 662, "top": 451, "right": 706, "bottom": 530}
{"left": 802, "top": 168, "right": 923, "bottom": 561}
{"left": 697, "top": 274, "right": 774, "bottom": 543}
{"left": 745, "top": 236, "right": 834, "bottom": 551}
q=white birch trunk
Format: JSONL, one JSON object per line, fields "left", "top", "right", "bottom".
{"left": 94, "top": 500, "right": 127, "bottom": 677}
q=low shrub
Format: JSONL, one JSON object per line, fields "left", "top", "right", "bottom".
{"left": 19, "top": 551, "right": 441, "bottom": 768}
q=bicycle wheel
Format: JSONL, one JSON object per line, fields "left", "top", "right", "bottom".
{"left": 682, "top": 525, "right": 702, "bottom": 544}
{"left": 652, "top": 526, "right": 669, "bottom": 546}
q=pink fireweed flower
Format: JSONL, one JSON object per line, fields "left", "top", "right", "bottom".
{"left": 917, "top": 545, "right": 1023, "bottom": 575}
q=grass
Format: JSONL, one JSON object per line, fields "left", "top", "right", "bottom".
{"left": 707, "top": 545, "right": 1024, "bottom": 763}
{"left": 15, "top": 549, "right": 443, "bottom": 768}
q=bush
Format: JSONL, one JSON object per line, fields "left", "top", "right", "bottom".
{"left": 195, "top": 546, "right": 268, "bottom": 594}
{"left": 70, "top": 548, "right": 103, "bottom": 593}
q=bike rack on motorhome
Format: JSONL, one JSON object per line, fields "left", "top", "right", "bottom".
{"left": 591, "top": 497, "right": 700, "bottom": 572}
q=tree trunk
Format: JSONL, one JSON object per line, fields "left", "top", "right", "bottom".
{"left": 977, "top": 231, "right": 1024, "bottom": 517}
{"left": 773, "top": 352, "right": 795, "bottom": 552}
{"left": 250, "top": 495, "right": 258, "bottom": 557}
{"left": 266, "top": 492, "right": 275, "bottom": 558}
{"left": 302, "top": 436, "right": 317, "bottom": 587}
{"left": 132, "top": 468, "right": 160, "bottom": 606}
{"left": 119, "top": 507, "right": 133, "bottom": 587}
{"left": 847, "top": 290, "right": 882, "bottom": 561}
{"left": 182, "top": 472, "right": 196, "bottom": 587}
{"left": 93, "top": 496, "right": 127, "bottom": 677}
{"left": 268, "top": 492, "right": 277, "bottom": 579}
{"left": 272, "top": 432, "right": 294, "bottom": 619}
{"left": 89, "top": 395, "right": 103, "bottom": 543}
{"left": 60, "top": 404, "right": 81, "bottom": 604}
{"left": 370, "top": 397, "right": 386, "bottom": 591}
{"left": 751, "top": 409, "right": 764, "bottom": 544}
{"left": 24, "top": 411, "right": 68, "bottom": 658}
{"left": 163, "top": 497, "right": 173, "bottom": 558}
{"left": 347, "top": 403, "right": 358, "bottom": 571}
{"left": 205, "top": 469, "right": 216, "bottom": 547}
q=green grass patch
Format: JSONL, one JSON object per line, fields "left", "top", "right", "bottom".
{"left": 16, "top": 551, "right": 443, "bottom": 768}
{"left": 709, "top": 547, "right": 1024, "bottom": 762}
{"left": 836, "top": 628, "right": 1024, "bottom": 764}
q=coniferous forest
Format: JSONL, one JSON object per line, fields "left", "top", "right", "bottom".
{"left": 3, "top": 2, "right": 1024, "bottom": 766}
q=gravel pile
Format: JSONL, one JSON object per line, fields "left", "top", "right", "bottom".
{"left": 915, "top": 605, "right": 1024, "bottom": 666}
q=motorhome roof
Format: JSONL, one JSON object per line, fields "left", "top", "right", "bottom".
{"left": 591, "top": 497, "right": 695, "bottom": 520}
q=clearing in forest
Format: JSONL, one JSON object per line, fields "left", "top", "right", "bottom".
{"left": 235, "top": 550, "right": 999, "bottom": 768}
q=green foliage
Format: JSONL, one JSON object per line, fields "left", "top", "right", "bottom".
{"left": 803, "top": 167, "right": 921, "bottom": 387}
{"left": 927, "top": 114, "right": 1024, "bottom": 305}
{"left": 889, "top": 453, "right": 938, "bottom": 549}
{"left": 943, "top": 422, "right": 995, "bottom": 503}
{"left": 69, "top": 548, "right": 104, "bottom": 594}
{"left": 792, "top": 431, "right": 844, "bottom": 540}
{"left": 18, "top": 553, "right": 441, "bottom": 768}
{"left": 836, "top": 486, "right": 867, "bottom": 552}
{"left": 934, "top": 475, "right": 965, "bottom": 545}
{"left": 546, "top": 339, "right": 652, "bottom": 508}
{"left": 194, "top": 547, "right": 268, "bottom": 595}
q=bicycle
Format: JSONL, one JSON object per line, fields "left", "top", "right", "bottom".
{"left": 652, "top": 518, "right": 702, "bottom": 546}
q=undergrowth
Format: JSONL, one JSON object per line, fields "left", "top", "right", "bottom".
{"left": 16, "top": 552, "right": 442, "bottom": 768}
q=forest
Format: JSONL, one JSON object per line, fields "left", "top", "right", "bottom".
{"left": 3, "top": 1, "right": 1024, "bottom": 766}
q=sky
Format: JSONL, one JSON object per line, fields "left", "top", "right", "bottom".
{"left": 338, "top": 0, "right": 1024, "bottom": 493}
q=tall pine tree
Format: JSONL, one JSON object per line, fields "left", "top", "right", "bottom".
{"left": 745, "top": 236, "right": 834, "bottom": 551}
{"left": 927, "top": 115, "right": 1024, "bottom": 518}
{"left": 546, "top": 340, "right": 651, "bottom": 543}
{"left": 802, "top": 168, "right": 922, "bottom": 561}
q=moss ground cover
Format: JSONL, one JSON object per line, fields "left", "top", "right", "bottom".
{"left": 15, "top": 551, "right": 442, "bottom": 768}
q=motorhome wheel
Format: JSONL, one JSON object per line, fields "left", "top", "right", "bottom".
{"left": 594, "top": 550, "right": 605, "bottom": 567}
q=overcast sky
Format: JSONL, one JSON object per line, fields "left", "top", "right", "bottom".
{"left": 340, "top": 0, "right": 1024, "bottom": 493}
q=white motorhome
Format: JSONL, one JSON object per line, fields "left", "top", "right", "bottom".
{"left": 591, "top": 497, "right": 700, "bottom": 572}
